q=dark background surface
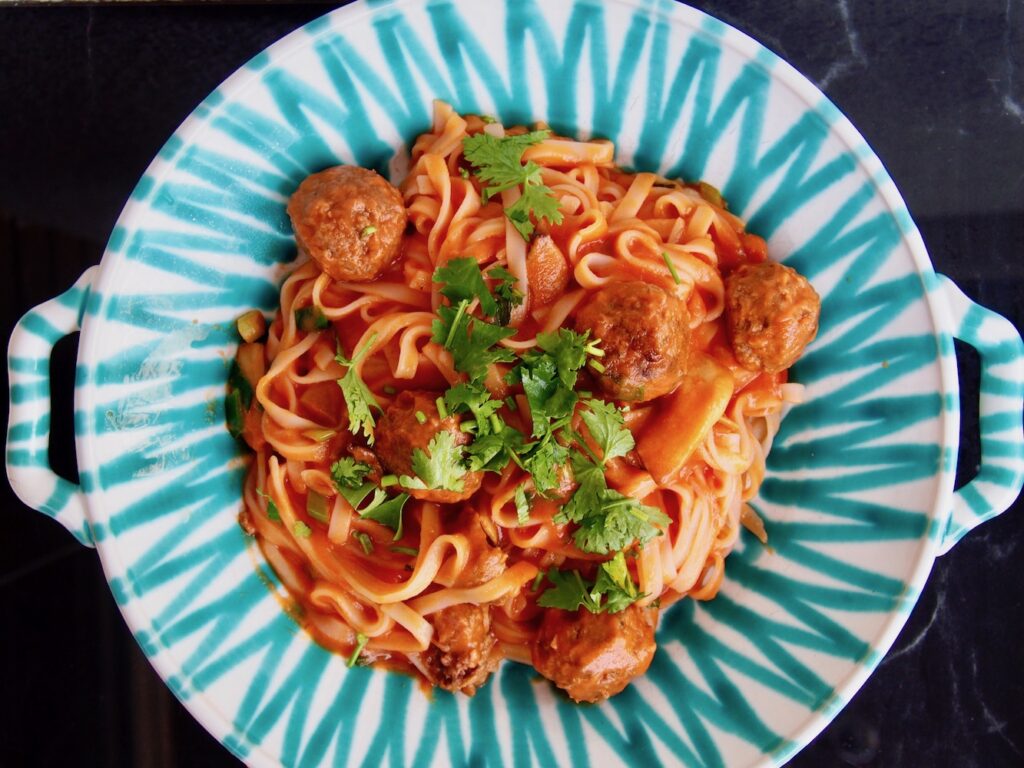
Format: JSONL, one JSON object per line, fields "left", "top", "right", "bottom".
{"left": 1, "top": 1, "right": 1022, "bottom": 766}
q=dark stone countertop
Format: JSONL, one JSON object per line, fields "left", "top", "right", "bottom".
{"left": 0, "top": 2, "right": 1021, "bottom": 766}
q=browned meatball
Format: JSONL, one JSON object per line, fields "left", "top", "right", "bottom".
{"left": 574, "top": 281, "right": 691, "bottom": 402}
{"left": 375, "top": 390, "right": 483, "bottom": 503}
{"left": 422, "top": 604, "right": 501, "bottom": 696}
{"left": 287, "top": 166, "right": 407, "bottom": 282}
{"left": 724, "top": 261, "right": 820, "bottom": 373}
{"left": 526, "top": 235, "right": 570, "bottom": 307}
{"left": 532, "top": 603, "right": 659, "bottom": 703}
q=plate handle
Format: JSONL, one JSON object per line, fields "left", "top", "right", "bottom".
{"left": 6, "top": 267, "right": 98, "bottom": 547}
{"left": 935, "top": 274, "right": 1024, "bottom": 554}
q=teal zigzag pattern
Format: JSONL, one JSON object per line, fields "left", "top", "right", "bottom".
{"left": 11, "top": 1, "right": 1021, "bottom": 766}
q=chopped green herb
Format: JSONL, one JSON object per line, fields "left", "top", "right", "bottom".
{"left": 555, "top": 452, "right": 670, "bottom": 555}
{"left": 537, "top": 552, "right": 645, "bottom": 614}
{"left": 400, "top": 431, "right": 469, "bottom": 493}
{"left": 519, "top": 436, "right": 569, "bottom": 496}
{"left": 487, "top": 265, "right": 524, "bottom": 325}
{"left": 256, "top": 489, "right": 281, "bottom": 521}
{"left": 466, "top": 424, "right": 526, "bottom": 474}
{"left": 461, "top": 130, "right": 564, "bottom": 240}
{"left": 353, "top": 531, "right": 374, "bottom": 554}
{"left": 390, "top": 545, "right": 420, "bottom": 557}
{"left": 444, "top": 382, "right": 503, "bottom": 430}
{"left": 588, "top": 359, "right": 606, "bottom": 373}
{"left": 662, "top": 251, "right": 682, "bottom": 284}
{"left": 335, "top": 334, "right": 381, "bottom": 443}
{"left": 292, "top": 520, "right": 313, "bottom": 539}
{"left": 347, "top": 632, "right": 369, "bottom": 667}
{"left": 459, "top": 167, "right": 470, "bottom": 179}
{"left": 514, "top": 484, "right": 530, "bottom": 526}
{"left": 415, "top": 410, "right": 427, "bottom": 425}
{"left": 295, "top": 306, "right": 330, "bottom": 332}
{"left": 360, "top": 225, "right": 377, "bottom": 238}
{"left": 337, "top": 481, "right": 377, "bottom": 510}
{"left": 480, "top": 114, "right": 497, "bottom": 124}
{"left": 434, "top": 257, "right": 500, "bottom": 317}
{"left": 330, "top": 457, "right": 372, "bottom": 491}
{"left": 431, "top": 302, "right": 516, "bottom": 383}
{"left": 358, "top": 492, "right": 410, "bottom": 540}
{"left": 507, "top": 329, "right": 595, "bottom": 438}
{"left": 579, "top": 398, "right": 635, "bottom": 464}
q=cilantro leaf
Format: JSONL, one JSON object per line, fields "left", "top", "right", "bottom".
{"left": 256, "top": 489, "right": 281, "bottom": 521}
{"left": 335, "top": 335, "right": 381, "bottom": 443}
{"left": 295, "top": 306, "right": 330, "bottom": 332}
{"left": 444, "top": 382, "right": 503, "bottom": 427}
{"left": 400, "top": 430, "right": 469, "bottom": 492}
{"left": 537, "top": 329, "right": 596, "bottom": 388}
{"left": 432, "top": 304, "right": 516, "bottom": 383}
{"left": 556, "top": 452, "right": 669, "bottom": 555}
{"left": 580, "top": 398, "right": 635, "bottom": 464}
{"left": 487, "top": 265, "right": 524, "bottom": 325}
{"left": 337, "top": 481, "right": 378, "bottom": 510}
{"left": 466, "top": 426, "right": 525, "bottom": 473}
{"left": 462, "top": 130, "right": 550, "bottom": 193}
{"left": 433, "top": 257, "right": 499, "bottom": 317}
{"left": 592, "top": 552, "right": 644, "bottom": 613}
{"left": 330, "top": 457, "right": 372, "bottom": 491}
{"left": 537, "top": 552, "right": 645, "bottom": 614}
{"left": 514, "top": 484, "right": 530, "bottom": 526}
{"left": 461, "top": 130, "right": 563, "bottom": 240}
{"left": 358, "top": 492, "right": 410, "bottom": 540}
{"left": 520, "top": 437, "right": 569, "bottom": 496}
{"left": 536, "top": 568, "right": 597, "bottom": 612}
{"left": 505, "top": 181, "right": 565, "bottom": 240}
{"left": 508, "top": 329, "right": 598, "bottom": 438}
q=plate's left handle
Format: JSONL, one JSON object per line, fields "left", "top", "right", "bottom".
{"left": 6, "top": 267, "right": 99, "bottom": 547}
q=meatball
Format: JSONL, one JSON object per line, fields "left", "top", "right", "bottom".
{"left": 375, "top": 390, "right": 483, "bottom": 503}
{"left": 724, "top": 261, "right": 820, "bottom": 373}
{"left": 532, "top": 603, "right": 659, "bottom": 703}
{"left": 526, "top": 235, "right": 570, "bottom": 307}
{"left": 422, "top": 604, "right": 501, "bottom": 696}
{"left": 574, "top": 281, "right": 691, "bottom": 402}
{"left": 287, "top": 165, "right": 407, "bottom": 282}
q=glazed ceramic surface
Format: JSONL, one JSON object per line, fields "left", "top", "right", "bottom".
{"left": 7, "top": 1, "right": 1024, "bottom": 766}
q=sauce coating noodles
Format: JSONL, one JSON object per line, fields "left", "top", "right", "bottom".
{"left": 232, "top": 101, "right": 818, "bottom": 702}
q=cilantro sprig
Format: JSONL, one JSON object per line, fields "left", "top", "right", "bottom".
{"left": 507, "top": 329, "right": 599, "bottom": 438}
{"left": 462, "top": 130, "right": 564, "bottom": 240}
{"left": 330, "top": 457, "right": 372, "bottom": 490}
{"left": 335, "top": 335, "right": 381, "bottom": 443}
{"left": 536, "top": 551, "right": 645, "bottom": 614}
{"left": 555, "top": 453, "right": 669, "bottom": 554}
{"left": 399, "top": 430, "right": 470, "bottom": 493}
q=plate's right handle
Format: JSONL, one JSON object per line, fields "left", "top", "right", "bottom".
{"left": 936, "top": 274, "right": 1024, "bottom": 555}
